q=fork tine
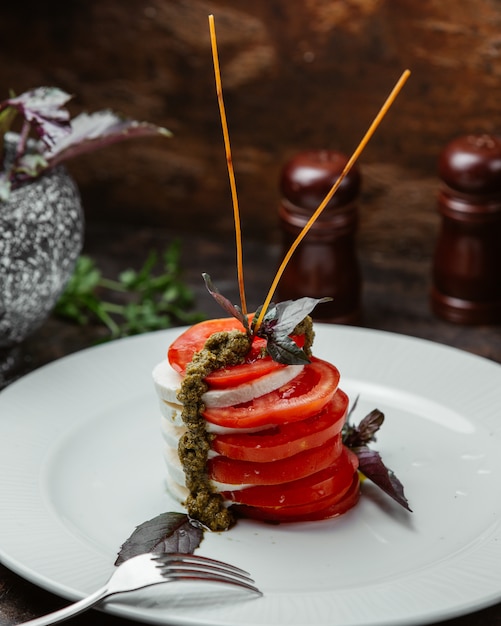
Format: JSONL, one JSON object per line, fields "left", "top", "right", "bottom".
{"left": 162, "top": 561, "right": 253, "bottom": 583}
{"left": 152, "top": 553, "right": 262, "bottom": 595}
{"left": 164, "top": 570, "right": 262, "bottom": 595}
{"left": 153, "top": 553, "right": 251, "bottom": 577}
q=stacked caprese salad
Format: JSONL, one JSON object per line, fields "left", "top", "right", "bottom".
{"left": 153, "top": 316, "right": 360, "bottom": 527}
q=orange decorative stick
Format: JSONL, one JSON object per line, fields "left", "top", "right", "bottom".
{"left": 254, "top": 69, "right": 411, "bottom": 331}
{"left": 208, "top": 14, "right": 247, "bottom": 315}
{"left": 209, "top": 14, "right": 409, "bottom": 330}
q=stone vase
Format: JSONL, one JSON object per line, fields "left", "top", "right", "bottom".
{"left": 0, "top": 139, "right": 84, "bottom": 348}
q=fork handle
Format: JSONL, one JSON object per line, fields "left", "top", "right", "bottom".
{"left": 19, "top": 586, "right": 110, "bottom": 626}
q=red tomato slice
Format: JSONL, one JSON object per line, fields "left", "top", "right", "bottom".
{"left": 211, "top": 389, "right": 349, "bottom": 462}
{"left": 203, "top": 358, "right": 340, "bottom": 429}
{"left": 206, "top": 342, "right": 284, "bottom": 389}
{"left": 208, "top": 436, "right": 343, "bottom": 486}
{"left": 222, "top": 446, "right": 358, "bottom": 507}
{"left": 167, "top": 317, "right": 305, "bottom": 389}
{"left": 233, "top": 474, "right": 360, "bottom": 523}
{"left": 168, "top": 317, "right": 248, "bottom": 374}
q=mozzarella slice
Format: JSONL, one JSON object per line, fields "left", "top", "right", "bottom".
{"left": 164, "top": 474, "right": 189, "bottom": 503}
{"left": 203, "top": 364, "right": 304, "bottom": 408}
{"left": 158, "top": 399, "right": 184, "bottom": 427}
{"left": 160, "top": 415, "right": 186, "bottom": 448}
{"left": 153, "top": 362, "right": 183, "bottom": 403}
{"left": 153, "top": 359, "right": 304, "bottom": 408}
{"left": 164, "top": 445, "right": 187, "bottom": 487}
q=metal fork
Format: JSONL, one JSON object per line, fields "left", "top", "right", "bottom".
{"left": 20, "top": 552, "right": 262, "bottom": 625}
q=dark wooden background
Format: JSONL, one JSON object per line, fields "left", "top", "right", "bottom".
{"left": 2, "top": 0, "right": 501, "bottom": 238}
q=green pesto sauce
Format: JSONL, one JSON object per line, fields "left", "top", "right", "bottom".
{"left": 176, "top": 316, "right": 314, "bottom": 532}
{"left": 177, "top": 330, "right": 251, "bottom": 531}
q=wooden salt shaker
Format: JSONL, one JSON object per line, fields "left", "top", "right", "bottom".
{"left": 431, "top": 134, "right": 501, "bottom": 324}
{"left": 277, "top": 150, "right": 362, "bottom": 323}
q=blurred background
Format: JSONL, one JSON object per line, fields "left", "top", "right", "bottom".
{"left": 2, "top": 0, "right": 500, "bottom": 240}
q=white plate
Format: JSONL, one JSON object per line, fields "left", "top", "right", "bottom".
{"left": 1, "top": 325, "right": 501, "bottom": 626}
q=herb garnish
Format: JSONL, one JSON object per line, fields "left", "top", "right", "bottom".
{"left": 115, "top": 512, "right": 203, "bottom": 566}
{"left": 55, "top": 242, "right": 204, "bottom": 340}
{"left": 203, "top": 272, "right": 328, "bottom": 366}
{"left": 343, "top": 399, "right": 411, "bottom": 511}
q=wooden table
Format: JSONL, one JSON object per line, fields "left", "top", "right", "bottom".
{"left": 1, "top": 200, "right": 501, "bottom": 625}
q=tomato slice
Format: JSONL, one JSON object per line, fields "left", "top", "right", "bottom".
{"left": 222, "top": 447, "right": 358, "bottom": 507}
{"left": 233, "top": 474, "right": 360, "bottom": 523}
{"left": 168, "top": 317, "right": 248, "bottom": 374}
{"left": 208, "top": 435, "right": 343, "bottom": 486}
{"left": 211, "top": 389, "right": 348, "bottom": 462}
{"left": 167, "top": 317, "right": 305, "bottom": 389}
{"left": 203, "top": 358, "right": 340, "bottom": 429}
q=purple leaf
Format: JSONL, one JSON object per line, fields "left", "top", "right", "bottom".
{"left": 202, "top": 273, "right": 249, "bottom": 332}
{"left": 2, "top": 87, "right": 72, "bottom": 149}
{"left": 266, "top": 333, "right": 311, "bottom": 365}
{"left": 115, "top": 512, "right": 204, "bottom": 566}
{"left": 267, "top": 297, "right": 331, "bottom": 337}
{"left": 343, "top": 406, "right": 411, "bottom": 512}
{"left": 253, "top": 296, "right": 329, "bottom": 365}
{"left": 343, "top": 408, "right": 384, "bottom": 448}
{"left": 354, "top": 446, "right": 412, "bottom": 512}
{"left": 45, "top": 110, "right": 171, "bottom": 167}
{"left": 0, "top": 88, "right": 171, "bottom": 202}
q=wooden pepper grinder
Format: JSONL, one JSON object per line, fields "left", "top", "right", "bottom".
{"left": 431, "top": 134, "right": 501, "bottom": 324}
{"left": 277, "top": 150, "right": 362, "bottom": 323}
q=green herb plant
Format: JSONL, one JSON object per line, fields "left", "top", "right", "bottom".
{"left": 55, "top": 242, "right": 204, "bottom": 340}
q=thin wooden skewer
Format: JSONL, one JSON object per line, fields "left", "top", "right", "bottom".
{"left": 208, "top": 14, "right": 247, "bottom": 315}
{"left": 254, "top": 68, "right": 411, "bottom": 332}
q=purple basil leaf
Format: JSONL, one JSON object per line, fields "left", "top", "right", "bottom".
{"left": 255, "top": 304, "right": 278, "bottom": 337}
{"left": 255, "top": 297, "right": 330, "bottom": 365}
{"left": 343, "top": 408, "right": 384, "bottom": 448}
{"left": 202, "top": 273, "right": 249, "bottom": 332}
{"left": 45, "top": 110, "right": 171, "bottom": 167}
{"left": 115, "top": 512, "right": 204, "bottom": 566}
{"left": 266, "top": 333, "right": 311, "bottom": 365}
{"left": 358, "top": 409, "right": 385, "bottom": 442}
{"left": 355, "top": 446, "right": 412, "bottom": 512}
{"left": 269, "top": 297, "right": 331, "bottom": 337}
{"left": 2, "top": 87, "right": 72, "bottom": 149}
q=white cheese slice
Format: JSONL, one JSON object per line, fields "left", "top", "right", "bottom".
{"left": 203, "top": 364, "right": 304, "bottom": 408}
{"left": 152, "top": 362, "right": 183, "bottom": 403}
{"left": 160, "top": 415, "right": 186, "bottom": 448}
{"left": 153, "top": 359, "right": 304, "bottom": 408}
{"left": 163, "top": 441, "right": 252, "bottom": 494}
{"left": 164, "top": 474, "right": 189, "bottom": 503}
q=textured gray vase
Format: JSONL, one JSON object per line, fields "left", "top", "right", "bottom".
{"left": 0, "top": 161, "right": 84, "bottom": 348}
